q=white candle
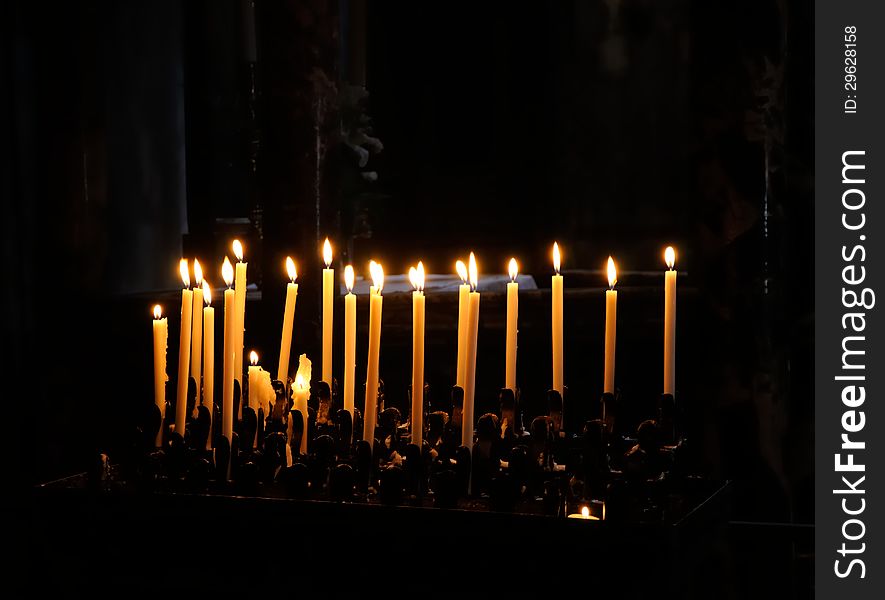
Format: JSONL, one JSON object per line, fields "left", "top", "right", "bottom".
{"left": 152, "top": 305, "right": 168, "bottom": 447}
{"left": 664, "top": 247, "right": 677, "bottom": 396}
{"left": 410, "top": 262, "right": 426, "bottom": 448}
{"left": 505, "top": 258, "right": 519, "bottom": 393}
{"left": 363, "top": 261, "right": 384, "bottom": 446}
{"left": 322, "top": 238, "right": 334, "bottom": 387}
{"left": 552, "top": 243, "right": 564, "bottom": 396}
{"left": 202, "top": 281, "right": 215, "bottom": 450}
{"left": 221, "top": 257, "right": 236, "bottom": 448}
{"left": 455, "top": 260, "right": 469, "bottom": 389}
{"left": 232, "top": 240, "right": 247, "bottom": 412}
{"left": 248, "top": 350, "right": 261, "bottom": 447}
{"left": 462, "top": 252, "right": 480, "bottom": 449}
{"left": 343, "top": 265, "right": 357, "bottom": 418}
{"left": 277, "top": 257, "right": 299, "bottom": 382}
{"left": 190, "top": 259, "right": 204, "bottom": 403}
{"left": 292, "top": 354, "right": 312, "bottom": 455}
{"left": 175, "top": 259, "right": 193, "bottom": 438}
{"left": 604, "top": 257, "right": 618, "bottom": 394}
{"left": 567, "top": 506, "right": 599, "bottom": 521}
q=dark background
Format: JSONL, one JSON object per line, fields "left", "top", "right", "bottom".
{"left": 6, "top": 0, "right": 813, "bottom": 595}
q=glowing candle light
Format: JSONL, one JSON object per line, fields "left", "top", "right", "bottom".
{"left": 291, "top": 354, "right": 312, "bottom": 455}
{"left": 552, "top": 243, "right": 564, "bottom": 396}
{"left": 455, "top": 259, "right": 469, "bottom": 389}
{"left": 322, "top": 238, "right": 334, "bottom": 387}
{"left": 462, "top": 252, "right": 480, "bottom": 449}
{"left": 152, "top": 305, "right": 168, "bottom": 447}
{"left": 202, "top": 281, "right": 214, "bottom": 450}
{"left": 221, "top": 257, "right": 236, "bottom": 449}
{"left": 175, "top": 259, "right": 193, "bottom": 438}
{"left": 505, "top": 258, "right": 519, "bottom": 393}
{"left": 567, "top": 505, "right": 600, "bottom": 520}
{"left": 277, "top": 257, "right": 299, "bottom": 382}
{"left": 343, "top": 265, "right": 357, "bottom": 419}
{"left": 604, "top": 257, "right": 618, "bottom": 394}
{"left": 410, "top": 262, "right": 426, "bottom": 447}
{"left": 232, "top": 240, "right": 247, "bottom": 412}
{"left": 664, "top": 247, "right": 677, "bottom": 396}
{"left": 190, "top": 259, "right": 204, "bottom": 403}
{"left": 363, "top": 261, "right": 384, "bottom": 447}
{"left": 247, "top": 350, "right": 272, "bottom": 447}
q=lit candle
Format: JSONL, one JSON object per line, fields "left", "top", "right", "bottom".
{"left": 292, "top": 354, "right": 312, "bottom": 455}
{"left": 277, "top": 257, "right": 299, "bottom": 382}
{"left": 552, "top": 243, "right": 564, "bottom": 396}
{"left": 190, "top": 259, "right": 204, "bottom": 403}
{"left": 343, "top": 265, "right": 357, "bottom": 418}
{"left": 248, "top": 350, "right": 260, "bottom": 447}
{"left": 322, "top": 238, "right": 334, "bottom": 387}
{"left": 410, "top": 262, "right": 426, "bottom": 448}
{"left": 664, "top": 247, "right": 677, "bottom": 396}
{"left": 567, "top": 506, "right": 599, "bottom": 521}
{"left": 221, "top": 257, "right": 236, "bottom": 448}
{"left": 202, "top": 281, "right": 214, "bottom": 450}
{"left": 152, "top": 305, "right": 168, "bottom": 447}
{"left": 363, "top": 261, "right": 384, "bottom": 446}
{"left": 462, "top": 252, "right": 480, "bottom": 449}
{"left": 604, "top": 257, "right": 618, "bottom": 394}
{"left": 455, "top": 259, "right": 469, "bottom": 389}
{"left": 175, "top": 259, "right": 193, "bottom": 438}
{"left": 232, "top": 240, "right": 247, "bottom": 412}
{"left": 505, "top": 258, "right": 519, "bottom": 393}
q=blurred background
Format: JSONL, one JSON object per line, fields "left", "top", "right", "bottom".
{"left": 5, "top": 0, "right": 812, "bottom": 595}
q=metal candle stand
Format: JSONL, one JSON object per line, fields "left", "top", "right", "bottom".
{"left": 131, "top": 376, "right": 695, "bottom": 522}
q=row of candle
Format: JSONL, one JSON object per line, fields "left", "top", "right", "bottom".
{"left": 151, "top": 240, "right": 679, "bottom": 452}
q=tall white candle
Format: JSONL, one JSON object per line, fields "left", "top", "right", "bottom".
{"left": 202, "top": 281, "right": 215, "bottom": 450}
{"left": 455, "top": 260, "right": 469, "bottom": 389}
{"left": 152, "top": 305, "right": 168, "bottom": 447}
{"left": 343, "top": 265, "right": 357, "bottom": 418}
{"left": 190, "top": 259, "right": 204, "bottom": 402}
{"left": 248, "top": 350, "right": 261, "bottom": 447}
{"left": 410, "top": 262, "right": 426, "bottom": 448}
{"left": 322, "top": 238, "right": 334, "bottom": 387}
{"left": 462, "top": 252, "right": 480, "bottom": 449}
{"left": 363, "top": 261, "right": 384, "bottom": 447}
{"left": 232, "top": 240, "right": 247, "bottom": 412}
{"left": 277, "top": 257, "right": 299, "bottom": 382}
{"left": 552, "top": 243, "right": 564, "bottom": 396}
{"left": 221, "top": 257, "right": 236, "bottom": 449}
{"left": 604, "top": 257, "right": 618, "bottom": 394}
{"left": 664, "top": 247, "right": 677, "bottom": 396}
{"left": 505, "top": 258, "right": 519, "bottom": 393}
{"left": 176, "top": 259, "right": 193, "bottom": 438}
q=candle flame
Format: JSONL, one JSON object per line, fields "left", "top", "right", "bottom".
{"left": 455, "top": 260, "right": 468, "bottom": 283}
{"left": 222, "top": 257, "right": 234, "bottom": 287}
{"left": 409, "top": 266, "right": 417, "bottom": 288}
{"left": 468, "top": 252, "right": 478, "bottom": 291}
{"left": 508, "top": 258, "right": 518, "bottom": 282}
{"left": 409, "top": 262, "right": 425, "bottom": 292}
{"left": 179, "top": 259, "right": 190, "bottom": 288}
{"left": 581, "top": 506, "right": 590, "bottom": 518}
{"left": 344, "top": 265, "right": 355, "bottom": 292}
{"left": 370, "top": 261, "right": 384, "bottom": 293}
{"left": 232, "top": 239, "right": 244, "bottom": 262}
{"left": 602, "top": 502, "right": 606, "bottom": 521}
{"left": 153, "top": 304, "right": 162, "bottom": 319}
{"left": 323, "top": 238, "right": 332, "bottom": 268}
{"left": 665, "top": 246, "right": 676, "bottom": 270}
{"left": 286, "top": 256, "right": 297, "bottom": 282}
{"left": 294, "top": 373, "right": 306, "bottom": 391}
{"left": 203, "top": 280, "right": 212, "bottom": 306}
{"left": 193, "top": 259, "right": 203, "bottom": 286}
{"left": 607, "top": 256, "right": 617, "bottom": 289}
{"left": 250, "top": 350, "right": 258, "bottom": 366}
{"left": 553, "top": 242, "right": 561, "bottom": 274}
